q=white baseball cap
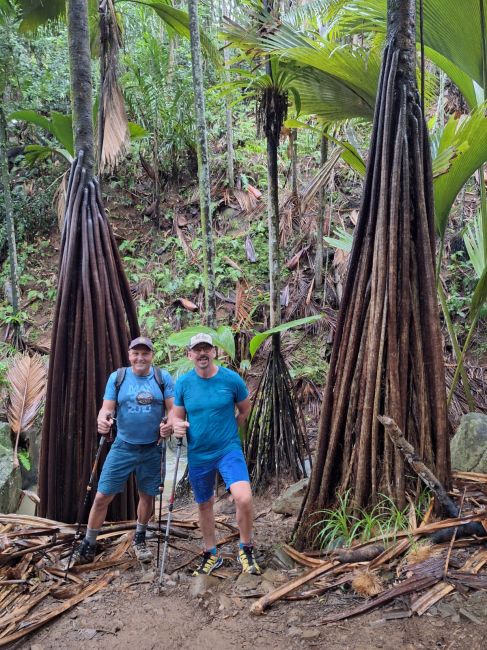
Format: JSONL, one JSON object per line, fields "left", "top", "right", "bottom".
{"left": 189, "top": 333, "right": 214, "bottom": 349}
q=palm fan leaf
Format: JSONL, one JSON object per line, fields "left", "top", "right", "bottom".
{"left": 7, "top": 354, "right": 47, "bottom": 468}
{"left": 332, "top": 0, "right": 485, "bottom": 106}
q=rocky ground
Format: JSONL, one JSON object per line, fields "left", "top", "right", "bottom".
{"left": 13, "top": 492, "right": 487, "bottom": 650}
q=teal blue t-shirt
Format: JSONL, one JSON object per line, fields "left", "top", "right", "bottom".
{"left": 104, "top": 367, "right": 175, "bottom": 444}
{"left": 174, "top": 366, "right": 249, "bottom": 466}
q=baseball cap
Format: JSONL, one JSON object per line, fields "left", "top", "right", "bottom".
{"left": 189, "top": 333, "right": 214, "bottom": 349}
{"left": 129, "top": 336, "right": 154, "bottom": 351}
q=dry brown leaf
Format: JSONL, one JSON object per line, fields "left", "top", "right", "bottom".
{"left": 174, "top": 298, "right": 198, "bottom": 312}
{"left": 6, "top": 354, "right": 46, "bottom": 468}
{"left": 246, "top": 184, "right": 262, "bottom": 199}
{"left": 350, "top": 209, "right": 359, "bottom": 225}
{"left": 98, "top": 0, "right": 129, "bottom": 173}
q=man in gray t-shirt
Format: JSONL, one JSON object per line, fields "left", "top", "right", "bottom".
{"left": 70, "top": 337, "right": 174, "bottom": 567}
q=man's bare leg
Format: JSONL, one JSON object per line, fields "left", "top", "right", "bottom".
{"left": 198, "top": 497, "right": 217, "bottom": 550}
{"left": 230, "top": 481, "right": 253, "bottom": 544}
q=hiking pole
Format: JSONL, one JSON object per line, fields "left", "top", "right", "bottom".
{"left": 64, "top": 435, "right": 106, "bottom": 579}
{"left": 159, "top": 437, "right": 183, "bottom": 588}
{"left": 156, "top": 419, "right": 168, "bottom": 568}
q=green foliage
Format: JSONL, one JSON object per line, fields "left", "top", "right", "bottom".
{"left": 323, "top": 226, "right": 353, "bottom": 252}
{"left": 167, "top": 325, "right": 236, "bottom": 360}
{"left": 312, "top": 490, "right": 431, "bottom": 550}
{"left": 433, "top": 105, "right": 487, "bottom": 240}
{"left": 17, "top": 449, "right": 31, "bottom": 470}
{"left": 249, "top": 315, "right": 323, "bottom": 358}
{"left": 446, "top": 251, "right": 480, "bottom": 321}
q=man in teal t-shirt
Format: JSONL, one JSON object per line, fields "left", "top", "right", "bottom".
{"left": 71, "top": 337, "right": 174, "bottom": 567}
{"left": 171, "top": 333, "right": 261, "bottom": 576}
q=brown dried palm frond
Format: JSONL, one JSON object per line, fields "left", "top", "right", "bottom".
{"left": 235, "top": 279, "right": 254, "bottom": 329}
{"left": 98, "top": 0, "right": 129, "bottom": 173}
{"left": 7, "top": 354, "right": 47, "bottom": 468}
{"left": 54, "top": 171, "right": 68, "bottom": 232}
{"left": 294, "top": 378, "right": 322, "bottom": 420}
{"left": 233, "top": 189, "right": 258, "bottom": 213}
{"left": 445, "top": 364, "right": 487, "bottom": 430}
{"left": 300, "top": 147, "right": 341, "bottom": 213}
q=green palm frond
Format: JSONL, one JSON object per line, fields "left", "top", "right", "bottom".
{"left": 124, "top": 1, "right": 222, "bottom": 67}
{"left": 433, "top": 103, "right": 487, "bottom": 238}
{"left": 283, "top": 0, "right": 347, "bottom": 30}
{"left": 463, "top": 211, "right": 486, "bottom": 280}
{"left": 17, "top": 0, "right": 64, "bottom": 31}
{"left": 332, "top": 0, "right": 486, "bottom": 105}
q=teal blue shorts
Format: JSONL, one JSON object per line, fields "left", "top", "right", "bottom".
{"left": 188, "top": 448, "right": 250, "bottom": 504}
{"left": 98, "top": 437, "right": 161, "bottom": 497}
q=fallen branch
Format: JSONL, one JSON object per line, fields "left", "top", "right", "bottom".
{"left": 379, "top": 415, "right": 487, "bottom": 540}
{"left": 317, "top": 575, "right": 438, "bottom": 625}
{"left": 250, "top": 561, "right": 339, "bottom": 615}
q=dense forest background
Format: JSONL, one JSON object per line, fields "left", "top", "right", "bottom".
{"left": 0, "top": 0, "right": 486, "bottom": 508}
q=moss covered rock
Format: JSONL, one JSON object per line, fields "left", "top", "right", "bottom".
{"left": 450, "top": 413, "right": 487, "bottom": 474}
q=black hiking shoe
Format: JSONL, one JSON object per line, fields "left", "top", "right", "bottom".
{"left": 70, "top": 539, "right": 97, "bottom": 566}
{"left": 192, "top": 551, "right": 223, "bottom": 576}
{"left": 133, "top": 532, "right": 153, "bottom": 563}
{"left": 237, "top": 544, "right": 261, "bottom": 575}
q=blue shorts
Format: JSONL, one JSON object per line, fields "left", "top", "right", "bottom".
{"left": 98, "top": 437, "right": 162, "bottom": 497}
{"left": 188, "top": 448, "right": 250, "bottom": 504}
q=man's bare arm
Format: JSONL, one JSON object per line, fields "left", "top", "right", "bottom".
{"left": 97, "top": 399, "right": 116, "bottom": 434}
{"left": 236, "top": 397, "right": 251, "bottom": 430}
{"left": 172, "top": 405, "right": 189, "bottom": 439}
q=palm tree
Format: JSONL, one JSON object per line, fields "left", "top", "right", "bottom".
{"left": 0, "top": 3, "right": 21, "bottom": 346}
{"left": 37, "top": 0, "right": 140, "bottom": 522}
{"left": 295, "top": 0, "right": 449, "bottom": 546}
{"left": 188, "top": 0, "right": 217, "bottom": 327}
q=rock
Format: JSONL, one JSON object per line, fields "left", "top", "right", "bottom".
{"left": 261, "top": 580, "right": 276, "bottom": 594}
{"left": 272, "top": 478, "right": 309, "bottom": 516}
{"left": 301, "top": 629, "right": 320, "bottom": 639}
{"left": 218, "top": 594, "right": 233, "bottom": 611}
{"left": 234, "top": 573, "right": 262, "bottom": 594}
{"left": 262, "top": 568, "right": 286, "bottom": 586}
{"left": 189, "top": 575, "right": 219, "bottom": 598}
{"left": 270, "top": 546, "right": 295, "bottom": 570}
{"left": 31, "top": 645, "right": 44, "bottom": 650}
{"left": 287, "top": 626, "right": 301, "bottom": 637}
{"left": 450, "top": 413, "right": 487, "bottom": 473}
{"left": 0, "top": 422, "right": 22, "bottom": 513}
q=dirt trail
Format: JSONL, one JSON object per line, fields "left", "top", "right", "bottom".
{"left": 15, "top": 497, "right": 487, "bottom": 650}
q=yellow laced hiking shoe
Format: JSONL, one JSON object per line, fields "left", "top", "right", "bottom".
{"left": 237, "top": 545, "right": 261, "bottom": 575}
{"left": 192, "top": 551, "right": 223, "bottom": 576}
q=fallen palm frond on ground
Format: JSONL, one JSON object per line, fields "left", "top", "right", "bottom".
{"left": 0, "top": 511, "right": 238, "bottom": 645}
{"left": 250, "top": 422, "right": 487, "bottom": 621}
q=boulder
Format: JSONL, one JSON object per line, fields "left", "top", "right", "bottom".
{"left": 0, "top": 422, "right": 22, "bottom": 513}
{"left": 450, "top": 413, "right": 487, "bottom": 474}
{"left": 272, "top": 478, "right": 309, "bottom": 516}
{"left": 189, "top": 574, "right": 220, "bottom": 598}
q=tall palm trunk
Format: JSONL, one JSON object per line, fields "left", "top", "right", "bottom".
{"left": 67, "top": 0, "right": 94, "bottom": 177}
{"left": 188, "top": 0, "right": 217, "bottom": 327}
{"left": 314, "top": 134, "right": 327, "bottom": 290}
{"left": 223, "top": 44, "right": 235, "bottom": 189}
{"left": 0, "top": 105, "right": 20, "bottom": 326}
{"left": 39, "top": 0, "right": 138, "bottom": 522}
{"left": 295, "top": 0, "right": 449, "bottom": 547}
{"left": 262, "top": 0, "right": 282, "bottom": 329}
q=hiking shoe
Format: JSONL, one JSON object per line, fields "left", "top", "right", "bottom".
{"left": 70, "top": 539, "right": 96, "bottom": 566}
{"left": 237, "top": 545, "right": 261, "bottom": 575}
{"left": 192, "top": 551, "right": 223, "bottom": 576}
{"left": 133, "top": 532, "right": 153, "bottom": 563}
